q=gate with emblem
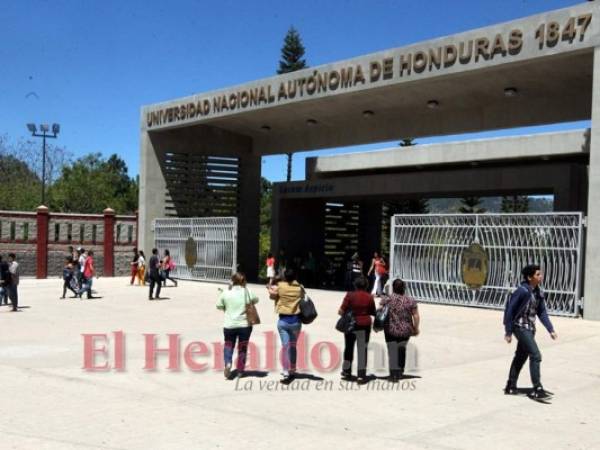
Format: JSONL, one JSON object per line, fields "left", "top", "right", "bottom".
{"left": 389, "top": 213, "right": 584, "bottom": 316}
{"left": 153, "top": 217, "right": 237, "bottom": 283}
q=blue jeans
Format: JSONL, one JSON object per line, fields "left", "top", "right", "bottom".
{"left": 509, "top": 327, "right": 542, "bottom": 388}
{"left": 277, "top": 319, "right": 302, "bottom": 374}
{"left": 79, "top": 277, "right": 93, "bottom": 298}
{"left": 224, "top": 326, "right": 252, "bottom": 371}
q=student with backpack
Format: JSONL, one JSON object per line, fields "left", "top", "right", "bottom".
{"left": 503, "top": 264, "right": 558, "bottom": 400}
{"left": 61, "top": 257, "right": 78, "bottom": 299}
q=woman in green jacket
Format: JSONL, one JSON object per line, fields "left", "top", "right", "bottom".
{"left": 216, "top": 272, "right": 259, "bottom": 379}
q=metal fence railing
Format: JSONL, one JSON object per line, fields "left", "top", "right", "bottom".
{"left": 154, "top": 217, "right": 237, "bottom": 283}
{"left": 389, "top": 213, "right": 584, "bottom": 317}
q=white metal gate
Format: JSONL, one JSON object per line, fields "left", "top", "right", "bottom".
{"left": 154, "top": 217, "right": 237, "bottom": 283}
{"left": 389, "top": 213, "right": 584, "bottom": 316}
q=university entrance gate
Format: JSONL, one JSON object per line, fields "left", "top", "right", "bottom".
{"left": 154, "top": 217, "right": 237, "bottom": 283}
{"left": 389, "top": 213, "right": 584, "bottom": 317}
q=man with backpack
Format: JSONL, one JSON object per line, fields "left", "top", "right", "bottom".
{"left": 503, "top": 264, "right": 558, "bottom": 400}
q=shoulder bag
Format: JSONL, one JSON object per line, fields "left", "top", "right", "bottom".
{"left": 299, "top": 285, "right": 318, "bottom": 324}
{"left": 245, "top": 288, "right": 261, "bottom": 326}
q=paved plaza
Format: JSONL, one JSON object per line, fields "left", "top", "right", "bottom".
{"left": 1, "top": 277, "right": 600, "bottom": 449}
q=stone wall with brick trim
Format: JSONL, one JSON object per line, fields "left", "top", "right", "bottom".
{"left": 0, "top": 209, "right": 137, "bottom": 278}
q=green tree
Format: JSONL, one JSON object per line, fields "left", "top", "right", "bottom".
{"left": 0, "top": 153, "right": 41, "bottom": 210}
{"left": 277, "top": 26, "right": 308, "bottom": 182}
{"left": 258, "top": 177, "right": 273, "bottom": 278}
{"left": 277, "top": 26, "right": 307, "bottom": 74}
{"left": 501, "top": 195, "right": 529, "bottom": 212}
{"left": 459, "top": 197, "right": 486, "bottom": 214}
{"left": 49, "top": 153, "right": 138, "bottom": 214}
{"left": 0, "top": 134, "right": 73, "bottom": 210}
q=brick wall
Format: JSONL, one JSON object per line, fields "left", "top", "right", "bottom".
{"left": 0, "top": 208, "right": 137, "bottom": 278}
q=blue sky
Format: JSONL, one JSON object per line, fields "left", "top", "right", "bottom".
{"left": 0, "top": 0, "right": 588, "bottom": 182}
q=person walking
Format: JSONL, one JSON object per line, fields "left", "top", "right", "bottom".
{"left": 0, "top": 255, "right": 11, "bottom": 307}
{"left": 79, "top": 250, "right": 96, "bottom": 299}
{"left": 367, "top": 252, "right": 387, "bottom": 297}
{"left": 76, "top": 247, "right": 87, "bottom": 291}
{"left": 137, "top": 250, "right": 146, "bottom": 286}
{"left": 338, "top": 276, "right": 376, "bottom": 384}
{"left": 345, "top": 252, "right": 363, "bottom": 291}
{"left": 148, "top": 248, "right": 162, "bottom": 300}
{"left": 503, "top": 264, "right": 557, "bottom": 400}
{"left": 130, "top": 248, "right": 139, "bottom": 285}
{"left": 162, "top": 249, "right": 178, "bottom": 287}
{"left": 65, "top": 245, "right": 75, "bottom": 264}
{"left": 265, "top": 252, "right": 276, "bottom": 285}
{"left": 6, "top": 253, "right": 19, "bottom": 311}
{"left": 61, "top": 257, "right": 78, "bottom": 299}
{"left": 216, "top": 272, "right": 259, "bottom": 379}
{"left": 379, "top": 278, "right": 420, "bottom": 382}
{"left": 267, "top": 268, "right": 303, "bottom": 382}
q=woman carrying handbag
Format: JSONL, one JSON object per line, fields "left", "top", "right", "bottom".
{"left": 379, "top": 278, "right": 420, "bottom": 382}
{"left": 216, "top": 272, "right": 259, "bottom": 379}
{"left": 337, "top": 276, "right": 376, "bottom": 384}
{"left": 267, "top": 268, "right": 303, "bottom": 383}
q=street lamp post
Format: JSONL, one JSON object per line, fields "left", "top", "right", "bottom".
{"left": 26, "top": 123, "right": 60, "bottom": 206}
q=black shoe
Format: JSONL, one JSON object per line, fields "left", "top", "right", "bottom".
{"left": 528, "top": 386, "right": 551, "bottom": 400}
{"left": 357, "top": 377, "right": 368, "bottom": 385}
{"left": 280, "top": 372, "right": 295, "bottom": 383}
{"left": 504, "top": 382, "right": 518, "bottom": 395}
{"left": 341, "top": 370, "right": 352, "bottom": 381}
{"left": 387, "top": 375, "right": 399, "bottom": 383}
{"left": 148, "top": 297, "right": 154, "bottom": 300}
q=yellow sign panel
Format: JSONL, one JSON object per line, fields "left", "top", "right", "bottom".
{"left": 461, "top": 243, "right": 488, "bottom": 290}
{"left": 185, "top": 237, "right": 197, "bottom": 268}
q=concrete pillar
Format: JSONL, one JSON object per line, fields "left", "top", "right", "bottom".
{"left": 237, "top": 152, "right": 261, "bottom": 280}
{"left": 138, "top": 131, "right": 167, "bottom": 255}
{"left": 584, "top": 46, "right": 600, "bottom": 320}
{"left": 103, "top": 208, "right": 115, "bottom": 277}
{"left": 36, "top": 205, "right": 49, "bottom": 279}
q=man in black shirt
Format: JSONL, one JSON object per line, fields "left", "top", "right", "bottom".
{"left": 148, "top": 248, "right": 162, "bottom": 300}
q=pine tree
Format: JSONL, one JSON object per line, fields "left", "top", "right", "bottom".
{"left": 277, "top": 27, "right": 307, "bottom": 74}
{"left": 277, "top": 27, "right": 308, "bottom": 181}
{"left": 459, "top": 197, "right": 486, "bottom": 214}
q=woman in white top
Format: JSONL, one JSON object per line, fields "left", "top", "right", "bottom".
{"left": 137, "top": 250, "right": 146, "bottom": 285}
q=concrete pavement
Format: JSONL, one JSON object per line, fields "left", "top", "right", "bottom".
{"left": 1, "top": 277, "right": 599, "bottom": 449}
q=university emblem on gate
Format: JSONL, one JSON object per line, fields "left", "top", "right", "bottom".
{"left": 461, "top": 243, "right": 488, "bottom": 289}
{"left": 185, "top": 237, "right": 197, "bottom": 268}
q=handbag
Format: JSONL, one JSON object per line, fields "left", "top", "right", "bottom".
{"left": 373, "top": 303, "right": 390, "bottom": 332}
{"left": 336, "top": 308, "right": 356, "bottom": 333}
{"left": 299, "top": 285, "right": 318, "bottom": 324}
{"left": 244, "top": 288, "right": 261, "bottom": 326}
